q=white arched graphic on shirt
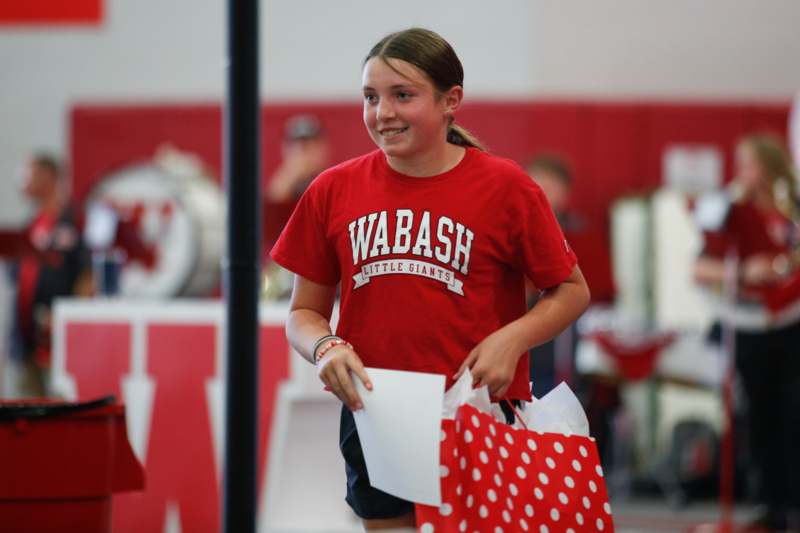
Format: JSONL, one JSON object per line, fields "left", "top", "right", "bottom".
{"left": 352, "top": 259, "right": 464, "bottom": 295}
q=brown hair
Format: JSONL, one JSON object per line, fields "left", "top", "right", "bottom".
{"left": 527, "top": 154, "right": 573, "bottom": 186}
{"left": 365, "top": 28, "right": 486, "bottom": 151}
{"left": 739, "top": 133, "right": 799, "bottom": 220}
{"left": 31, "top": 152, "right": 62, "bottom": 179}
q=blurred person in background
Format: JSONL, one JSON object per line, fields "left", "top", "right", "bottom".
{"left": 9, "top": 153, "right": 93, "bottom": 396}
{"left": 694, "top": 134, "right": 800, "bottom": 532}
{"left": 526, "top": 154, "right": 583, "bottom": 396}
{"left": 265, "top": 114, "right": 330, "bottom": 204}
{"left": 528, "top": 155, "right": 581, "bottom": 232}
{"left": 262, "top": 115, "right": 331, "bottom": 299}
{"left": 526, "top": 155, "right": 619, "bottom": 467}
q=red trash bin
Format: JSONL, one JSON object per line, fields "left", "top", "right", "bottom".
{"left": 0, "top": 396, "right": 145, "bottom": 533}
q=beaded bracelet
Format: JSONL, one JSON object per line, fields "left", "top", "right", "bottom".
{"left": 315, "top": 339, "right": 353, "bottom": 365}
{"left": 311, "top": 335, "right": 339, "bottom": 364}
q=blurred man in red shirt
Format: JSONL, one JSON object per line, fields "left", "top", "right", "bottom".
{"left": 10, "top": 153, "right": 93, "bottom": 396}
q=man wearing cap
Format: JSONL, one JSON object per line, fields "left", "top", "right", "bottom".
{"left": 266, "top": 114, "right": 330, "bottom": 203}
{"left": 262, "top": 115, "right": 331, "bottom": 298}
{"left": 10, "top": 153, "right": 93, "bottom": 395}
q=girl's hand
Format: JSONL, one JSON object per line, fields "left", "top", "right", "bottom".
{"left": 454, "top": 330, "right": 524, "bottom": 398}
{"left": 317, "top": 346, "right": 373, "bottom": 411}
{"left": 741, "top": 254, "right": 781, "bottom": 286}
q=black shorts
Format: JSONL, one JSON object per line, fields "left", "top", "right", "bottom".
{"left": 339, "top": 400, "right": 521, "bottom": 520}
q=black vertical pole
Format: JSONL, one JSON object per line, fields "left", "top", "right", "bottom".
{"left": 223, "top": 0, "right": 260, "bottom": 531}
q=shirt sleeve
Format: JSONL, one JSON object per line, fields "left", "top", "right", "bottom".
{"left": 700, "top": 230, "right": 733, "bottom": 259}
{"left": 511, "top": 179, "right": 578, "bottom": 289}
{"left": 269, "top": 176, "right": 340, "bottom": 286}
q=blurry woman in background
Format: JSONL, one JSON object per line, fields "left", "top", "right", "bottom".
{"left": 694, "top": 134, "right": 800, "bottom": 531}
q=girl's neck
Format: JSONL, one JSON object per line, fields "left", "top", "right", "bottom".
{"left": 386, "top": 142, "right": 466, "bottom": 178}
{"left": 747, "top": 182, "right": 775, "bottom": 211}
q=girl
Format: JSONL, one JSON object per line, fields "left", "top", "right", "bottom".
{"left": 270, "top": 28, "right": 590, "bottom": 531}
{"left": 694, "top": 134, "right": 800, "bottom": 531}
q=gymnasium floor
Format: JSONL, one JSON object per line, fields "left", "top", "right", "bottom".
{"left": 612, "top": 498, "right": 760, "bottom": 532}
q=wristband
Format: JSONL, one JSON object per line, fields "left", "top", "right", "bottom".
{"left": 312, "top": 335, "right": 339, "bottom": 364}
{"left": 315, "top": 339, "right": 353, "bottom": 365}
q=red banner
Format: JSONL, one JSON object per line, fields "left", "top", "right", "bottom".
{"left": 56, "top": 317, "right": 290, "bottom": 532}
{"left": 0, "top": 0, "right": 102, "bottom": 25}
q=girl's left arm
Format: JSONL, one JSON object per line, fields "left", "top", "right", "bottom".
{"left": 455, "top": 265, "right": 590, "bottom": 397}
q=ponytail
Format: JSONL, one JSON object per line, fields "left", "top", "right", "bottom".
{"left": 447, "top": 123, "right": 486, "bottom": 151}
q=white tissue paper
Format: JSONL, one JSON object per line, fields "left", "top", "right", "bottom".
{"left": 522, "top": 381, "right": 591, "bottom": 437}
{"left": 441, "top": 369, "right": 499, "bottom": 420}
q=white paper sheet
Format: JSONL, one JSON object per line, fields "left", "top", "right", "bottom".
{"left": 352, "top": 368, "right": 446, "bottom": 506}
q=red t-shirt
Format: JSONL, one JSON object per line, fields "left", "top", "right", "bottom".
{"left": 17, "top": 211, "right": 58, "bottom": 339}
{"left": 702, "top": 201, "right": 793, "bottom": 262}
{"left": 270, "top": 147, "right": 578, "bottom": 400}
{"left": 702, "top": 200, "right": 800, "bottom": 317}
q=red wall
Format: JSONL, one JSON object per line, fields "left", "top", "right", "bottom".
{"left": 70, "top": 100, "right": 790, "bottom": 302}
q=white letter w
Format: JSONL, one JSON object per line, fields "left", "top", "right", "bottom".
{"left": 348, "top": 213, "right": 378, "bottom": 265}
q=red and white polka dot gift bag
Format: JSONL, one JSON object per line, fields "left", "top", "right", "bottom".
{"left": 416, "top": 403, "right": 614, "bottom": 533}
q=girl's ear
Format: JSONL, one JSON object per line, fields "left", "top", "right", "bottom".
{"left": 443, "top": 85, "right": 464, "bottom": 115}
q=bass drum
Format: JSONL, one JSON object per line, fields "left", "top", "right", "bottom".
{"left": 87, "top": 151, "right": 225, "bottom": 297}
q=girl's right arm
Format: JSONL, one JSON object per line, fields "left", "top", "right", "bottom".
{"left": 286, "top": 275, "right": 372, "bottom": 410}
{"left": 693, "top": 255, "right": 727, "bottom": 287}
{"left": 694, "top": 254, "right": 782, "bottom": 288}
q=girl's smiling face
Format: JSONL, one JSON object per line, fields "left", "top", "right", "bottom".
{"left": 362, "top": 57, "right": 459, "bottom": 165}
